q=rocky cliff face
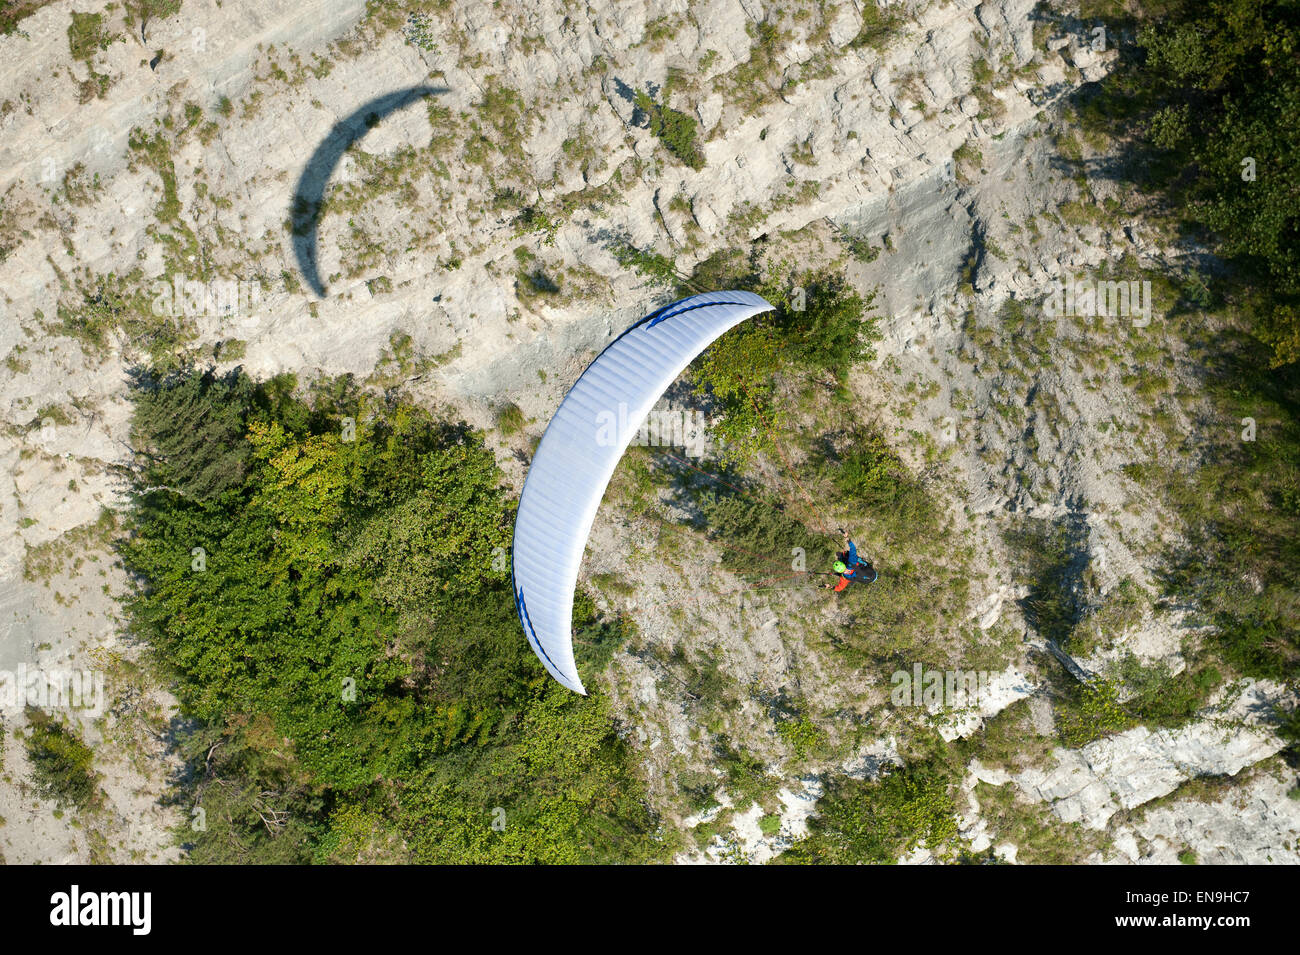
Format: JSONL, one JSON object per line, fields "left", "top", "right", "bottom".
{"left": 0, "top": 0, "right": 1294, "bottom": 864}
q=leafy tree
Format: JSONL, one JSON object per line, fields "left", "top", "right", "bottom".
{"left": 128, "top": 366, "right": 260, "bottom": 501}
{"left": 122, "top": 368, "right": 662, "bottom": 863}
{"left": 762, "top": 269, "right": 879, "bottom": 383}
{"left": 1082, "top": 0, "right": 1300, "bottom": 364}
{"left": 178, "top": 717, "right": 319, "bottom": 864}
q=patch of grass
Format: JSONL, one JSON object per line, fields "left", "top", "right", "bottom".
{"left": 1069, "top": 577, "right": 1148, "bottom": 656}
{"left": 1059, "top": 199, "right": 1103, "bottom": 228}
{"left": 495, "top": 402, "right": 525, "bottom": 436}
{"left": 783, "top": 758, "right": 958, "bottom": 863}
{"left": 67, "top": 10, "right": 112, "bottom": 61}
{"left": 590, "top": 572, "right": 635, "bottom": 597}
{"left": 849, "top": 1, "right": 904, "bottom": 52}
{"left": 366, "top": 331, "right": 454, "bottom": 390}
{"left": 127, "top": 128, "right": 181, "bottom": 223}
{"left": 66, "top": 9, "right": 117, "bottom": 101}
{"left": 515, "top": 266, "right": 559, "bottom": 301}
{"left": 953, "top": 139, "right": 984, "bottom": 183}
{"left": 55, "top": 269, "right": 190, "bottom": 364}
{"left": 59, "top": 162, "right": 102, "bottom": 206}
{"left": 4, "top": 345, "right": 31, "bottom": 374}
{"left": 974, "top": 780, "right": 1108, "bottom": 863}
{"left": 23, "top": 508, "right": 118, "bottom": 582}
{"left": 636, "top": 14, "right": 684, "bottom": 51}
{"left": 715, "top": 19, "right": 789, "bottom": 114}
{"left": 470, "top": 81, "right": 528, "bottom": 164}
{"left": 1114, "top": 653, "right": 1224, "bottom": 729}
{"left": 964, "top": 698, "right": 1056, "bottom": 773}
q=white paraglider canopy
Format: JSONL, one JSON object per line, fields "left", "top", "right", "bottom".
{"left": 511, "top": 290, "right": 775, "bottom": 693}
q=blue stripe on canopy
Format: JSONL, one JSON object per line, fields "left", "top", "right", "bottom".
{"left": 511, "top": 290, "right": 775, "bottom": 693}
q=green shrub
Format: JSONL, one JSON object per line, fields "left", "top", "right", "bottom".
{"left": 714, "top": 740, "right": 777, "bottom": 807}
{"left": 824, "top": 429, "right": 932, "bottom": 523}
{"left": 776, "top": 716, "right": 826, "bottom": 761}
{"left": 573, "top": 589, "right": 636, "bottom": 674}
{"left": 612, "top": 242, "right": 679, "bottom": 286}
{"left": 56, "top": 271, "right": 184, "bottom": 361}
{"left": 634, "top": 89, "right": 704, "bottom": 170}
{"left": 784, "top": 759, "right": 958, "bottom": 863}
{"left": 1055, "top": 679, "right": 1130, "bottom": 748}
{"left": 697, "top": 490, "right": 821, "bottom": 573}
{"left": 24, "top": 709, "right": 98, "bottom": 810}
{"left": 1116, "top": 654, "right": 1223, "bottom": 728}
{"left": 689, "top": 265, "right": 879, "bottom": 465}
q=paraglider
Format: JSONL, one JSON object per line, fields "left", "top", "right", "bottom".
{"left": 511, "top": 290, "right": 775, "bottom": 694}
{"left": 821, "top": 528, "right": 877, "bottom": 592}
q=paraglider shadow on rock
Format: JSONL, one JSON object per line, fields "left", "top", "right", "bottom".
{"left": 290, "top": 85, "right": 448, "bottom": 297}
